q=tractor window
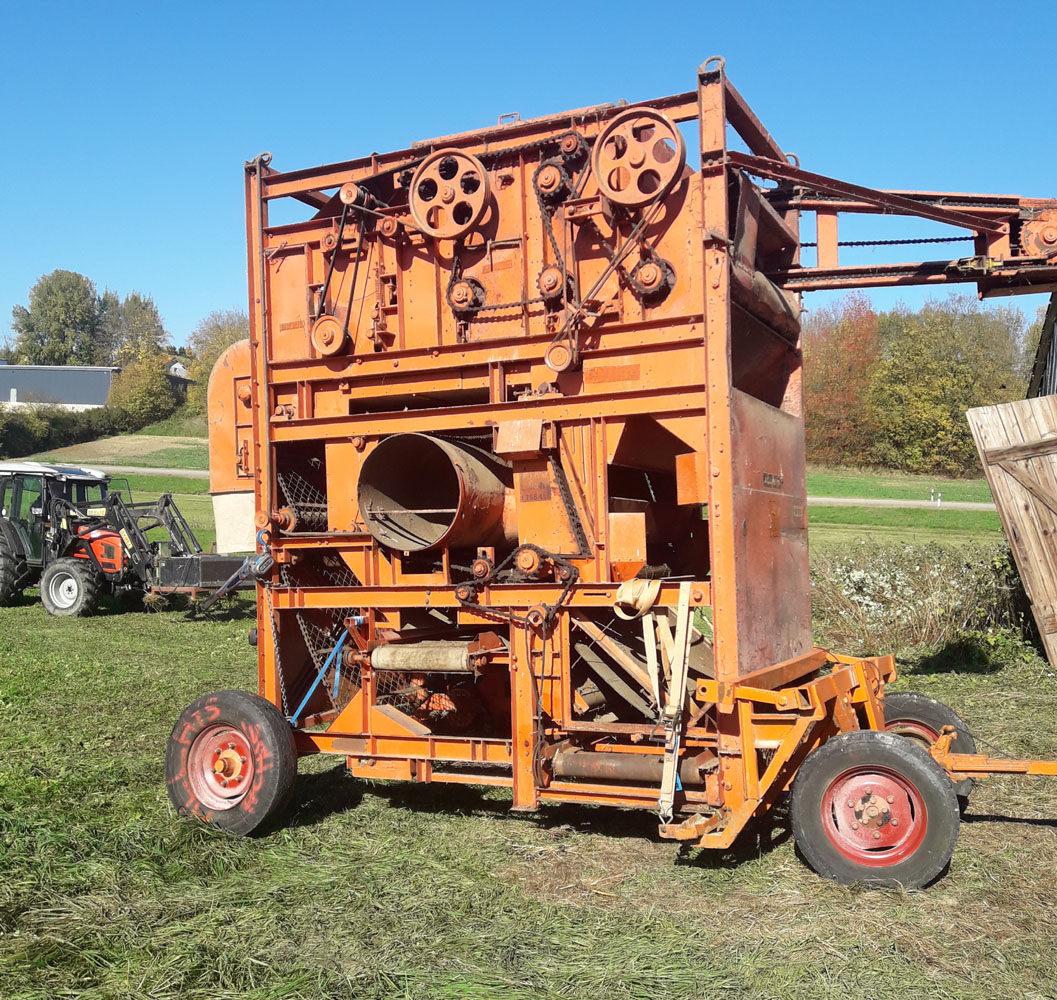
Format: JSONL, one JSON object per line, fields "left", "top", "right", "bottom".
{"left": 49, "top": 481, "right": 71, "bottom": 504}
{"left": 17, "top": 477, "right": 43, "bottom": 520}
{"left": 0, "top": 478, "right": 9, "bottom": 517}
{"left": 72, "top": 482, "right": 105, "bottom": 504}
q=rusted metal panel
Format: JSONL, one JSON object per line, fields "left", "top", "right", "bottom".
{"left": 728, "top": 390, "right": 812, "bottom": 676}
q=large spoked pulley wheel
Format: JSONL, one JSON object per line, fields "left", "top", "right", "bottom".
{"left": 883, "top": 691, "right": 977, "bottom": 803}
{"left": 409, "top": 148, "right": 490, "bottom": 239}
{"left": 39, "top": 556, "right": 101, "bottom": 617}
{"left": 166, "top": 689, "right": 297, "bottom": 836}
{"left": 592, "top": 108, "right": 687, "bottom": 207}
{"left": 791, "top": 730, "right": 960, "bottom": 889}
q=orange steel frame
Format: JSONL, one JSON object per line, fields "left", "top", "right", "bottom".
{"left": 222, "top": 57, "right": 1057, "bottom": 848}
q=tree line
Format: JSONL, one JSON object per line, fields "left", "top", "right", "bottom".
{"left": 1, "top": 269, "right": 247, "bottom": 457}
{"left": 1, "top": 273, "right": 1042, "bottom": 475}
{"left": 802, "top": 292, "right": 1041, "bottom": 476}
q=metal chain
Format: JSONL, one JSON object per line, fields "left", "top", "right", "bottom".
{"left": 799, "top": 236, "right": 975, "bottom": 248}
{"left": 263, "top": 585, "right": 289, "bottom": 717}
{"left": 456, "top": 542, "right": 580, "bottom": 627}
{"left": 551, "top": 192, "right": 668, "bottom": 347}
{"left": 447, "top": 136, "right": 586, "bottom": 323}
{"left": 534, "top": 158, "right": 572, "bottom": 278}
{"left": 549, "top": 454, "right": 589, "bottom": 555}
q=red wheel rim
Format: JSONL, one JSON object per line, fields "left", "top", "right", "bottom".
{"left": 884, "top": 717, "right": 939, "bottom": 751}
{"left": 820, "top": 766, "right": 928, "bottom": 866}
{"left": 188, "top": 724, "right": 255, "bottom": 811}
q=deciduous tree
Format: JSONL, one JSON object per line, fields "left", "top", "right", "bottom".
{"left": 186, "top": 310, "right": 249, "bottom": 411}
{"left": 107, "top": 356, "right": 179, "bottom": 428}
{"left": 802, "top": 293, "right": 880, "bottom": 467}
{"left": 10, "top": 270, "right": 101, "bottom": 365}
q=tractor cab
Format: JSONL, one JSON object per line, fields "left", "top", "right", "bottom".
{"left": 0, "top": 462, "right": 110, "bottom": 568}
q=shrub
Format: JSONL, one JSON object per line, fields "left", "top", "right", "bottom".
{"left": 810, "top": 541, "right": 1033, "bottom": 655}
{"left": 106, "top": 356, "right": 178, "bottom": 427}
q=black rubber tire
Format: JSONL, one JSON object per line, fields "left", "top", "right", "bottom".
{"left": 166, "top": 689, "right": 297, "bottom": 836}
{"left": 0, "top": 539, "right": 22, "bottom": 605}
{"left": 884, "top": 691, "right": 976, "bottom": 801}
{"left": 791, "top": 730, "right": 960, "bottom": 889}
{"left": 39, "top": 557, "right": 102, "bottom": 617}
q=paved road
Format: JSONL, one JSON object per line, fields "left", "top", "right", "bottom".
{"left": 93, "top": 465, "right": 997, "bottom": 510}
{"left": 806, "top": 496, "right": 996, "bottom": 511}
{"left": 94, "top": 464, "right": 208, "bottom": 479}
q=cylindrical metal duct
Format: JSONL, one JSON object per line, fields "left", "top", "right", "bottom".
{"left": 552, "top": 748, "right": 713, "bottom": 786}
{"left": 357, "top": 433, "right": 514, "bottom": 552}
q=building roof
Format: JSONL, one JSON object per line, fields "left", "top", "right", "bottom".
{"left": 0, "top": 364, "right": 119, "bottom": 406}
{"left": 0, "top": 461, "right": 108, "bottom": 480}
{"left": 0, "top": 363, "right": 120, "bottom": 371}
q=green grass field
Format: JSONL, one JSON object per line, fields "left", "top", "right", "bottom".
{"left": 809, "top": 504, "right": 1003, "bottom": 548}
{"left": 1, "top": 455, "right": 1051, "bottom": 997}
{"left": 2, "top": 597, "right": 1057, "bottom": 998}
{"left": 806, "top": 467, "right": 992, "bottom": 504}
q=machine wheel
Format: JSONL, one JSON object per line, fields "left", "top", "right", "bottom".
{"left": 884, "top": 691, "right": 976, "bottom": 803}
{"left": 166, "top": 689, "right": 297, "bottom": 836}
{"left": 0, "top": 539, "right": 23, "bottom": 604}
{"left": 39, "top": 557, "right": 102, "bottom": 617}
{"left": 791, "top": 730, "right": 960, "bottom": 889}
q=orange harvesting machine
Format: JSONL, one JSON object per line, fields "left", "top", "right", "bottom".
{"left": 167, "top": 58, "right": 1057, "bottom": 887}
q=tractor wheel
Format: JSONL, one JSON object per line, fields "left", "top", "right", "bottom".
{"left": 884, "top": 691, "right": 976, "bottom": 803}
{"left": 791, "top": 730, "right": 960, "bottom": 889}
{"left": 39, "top": 557, "right": 102, "bottom": 617}
{"left": 166, "top": 689, "right": 297, "bottom": 836}
{"left": 0, "top": 540, "right": 23, "bottom": 605}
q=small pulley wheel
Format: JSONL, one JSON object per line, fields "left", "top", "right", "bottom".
{"left": 537, "top": 265, "right": 568, "bottom": 303}
{"left": 410, "top": 148, "right": 490, "bottom": 239}
{"left": 534, "top": 158, "right": 571, "bottom": 203}
{"left": 311, "top": 314, "right": 346, "bottom": 356}
{"left": 447, "top": 277, "right": 486, "bottom": 316}
{"left": 592, "top": 108, "right": 686, "bottom": 207}
{"left": 629, "top": 257, "right": 674, "bottom": 302}
{"left": 544, "top": 340, "right": 576, "bottom": 373}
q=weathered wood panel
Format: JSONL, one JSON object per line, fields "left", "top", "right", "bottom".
{"left": 968, "top": 395, "right": 1057, "bottom": 665}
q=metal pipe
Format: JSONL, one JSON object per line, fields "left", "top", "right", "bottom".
{"left": 371, "top": 641, "right": 475, "bottom": 673}
{"left": 551, "top": 748, "right": 714, "bottom": 786}
{"left": 357, "top": 433, "right": 515, "bottom": 551}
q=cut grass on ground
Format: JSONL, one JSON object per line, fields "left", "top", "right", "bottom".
{"left": 2, "top": 598, "right": 1057, "bottom": 999}
{"left": 32, "top": 434, "right": 209, "bottom": 470}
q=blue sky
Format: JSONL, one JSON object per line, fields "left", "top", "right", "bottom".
{"left": 2, "top": 1, "right": 1055, "bottom": 346}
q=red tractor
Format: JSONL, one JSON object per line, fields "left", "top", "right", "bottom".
{"left": 0, "top": 461, "right": 245, "bottom": 615}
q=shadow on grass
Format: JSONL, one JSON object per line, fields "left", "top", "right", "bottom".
{"left": 674, "top": 804, "right": 792, "bottom": 871}
{"left": 962, "top": 811, "right": 1057, "bottom": 828}
{"left": 284, "top": 760, "right": 792, "bottom": 867}
{"left": 901, "top": 636, "right": 1006, "bottom": 675}
{"left": 4, "top": 591, "right": 39, "bottom": 609}
{"left": 182, "top": 600, "right": 256, "bottom": 623}
{"left": 286, "top": 763, "right": 366, "bottom": 828}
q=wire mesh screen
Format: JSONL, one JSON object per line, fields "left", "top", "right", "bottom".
{"left": 276, "top": 470, "right": 329, "bottom": 530}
